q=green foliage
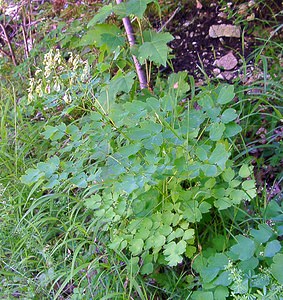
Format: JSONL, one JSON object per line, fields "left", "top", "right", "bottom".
{"left": 21, "top": 60, "right": 256, "bottom": 272}
{"left": 192, "top": 200, "right": 283, "bottom": 299}
{"left": 1, "top": 0, "right": 282, "bottom": 299}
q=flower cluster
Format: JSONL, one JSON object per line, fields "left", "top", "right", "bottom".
{"left": 27, "top": 48, "right": 91, "bottom": 106}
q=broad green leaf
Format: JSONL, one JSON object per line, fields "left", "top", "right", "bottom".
{"left": 231, "top": 278, "right": 249, "bottom": 294}
{"left": 42, "top": 123, "right": 66, "bottom": 140}
{"left": 209, "top": 122, "right": 226, "bottom": 141}
{"left": 21, "top": 168, "right": 44, "bottom": 185}
{"left": 239, "top": 164, "right": 252, "bottom": 178}
{"left": 80, "top": 24, "right": 121, "bottom": 47}
{"left": 208, "top": 253, "right": 229, "bottom": 270}
{"left": 163, "top": 240, "right": 186, "bottom": 266}
{"left": 213, "top": 188, "right": 225, "bottom": 198}
{"left": 229, "top": 189, "right": 247, "bottom": 204}
{"left": 45, "top": 175, "right": 59, "bottom": 189}
{"left": 200, "top": 266, "right": 220, "bottom": 283}
{"left": 271, "top": 253, "right": 283, "bottom": 284}
{"left": 111, "top": 71, "right": 135, "bottom": 95}
{"left": 153, "top": 235, "right": 166, "bottom": 248}
{"left": 132, "top": 189, "right": 159, "bottom": 217}
{"left": 183, "top": 229, "right": 194, "bottom": 240}
{"left": 199, "top": 202, "right": 212, "bottom": 213}
{"left": 214, "top": 271, "right": 232, "bottom": 286}
{"left": 183, "top": 205, "right": 202, "bottom": 223}
{"left": 221, "top": 108, "right": 238, "bottom": 123}
{"left": 109, "top": 236, "right": 125, "bottom": 250}
{"left": 205, "top": 178, "right": 216, "bottom": 189}
{"left": 127, "top": 257, "right": 139, "bottom": 274}
{"left": 231, "top": 235, "right": 256, "bottom": 260}
{"left": 195, "top": 146, "right": 208, "bottom": 161}
{"left": 115, "top": 175, "right": 139, "bottom": 194}
{"left": 127, "top": 127, "right": 151, "bottom": 140}
{"left": 42, "top": 125, "right": 58, "bottom": 139}
{"left": 141, "top": 262, "right": 153, "bottom": 275}
{"left": 140, "top": 218, "right": 153, "bottom": 230}
{"left": 202, "top": 164, "right": 218, "bottom": 177}
{"left": 217, "top": 85, "right": 235, "bottom": 104}
{"left": 158, "top": 224, "right": 172, "bottom": 236}
{"left": 209, "top": 143, "right": 230, "bottom": 169}
{"left": 214, "top": 286, "right": 229, "bottom": 300}
{"left": 212, "top": 235, "right": 227, "bottom": 252}
{"left": 229, "top": 179, "right": 241, "bottom": 188}
{"left": 129, "top": 238, "right": 144, "bottom": 256}
{"left": 238, "top": 257, "right": 259, "bottom": 272}
{"left": 187, "top": 110, "right": 206, "bottom": 131}
{"left": 222, "top": 167, "right": 235, "bottom": 182}
{"left": 138, "top": 31, "right": 173, "bottom": 66}
{"left": 251, "top": 273, "right": 270, "bottom": 288}
{"left": 250, "top": 224, "right": 273, "bottom": 243}
{"left": 87, "top": 4, "right": 113, "bottom": 27}
{"left": 37, "top": 156, "right": 60, "bottom": 178}
{"left": 192, "top": 291, "right": 213, "bottom": 300}
{"left": 207, "top": 107, "right": 221, "bottom": 121}
{"left": 242, "top": 180, "right": 255, "bottom": 191}
{"left": 84, "top": 194, "right": 101, "bottom": 210}
{"left": 101, "top": 33, "right": 125, "bottom": 52}
{"left": 214, "top": 197, "right": 231, "bottom": 210}
{"left": 224, "top": 123, "right": 242, "bottom": 137}
{"left": 186, "top": 246, "right": 196, "bottom": 258}
{"left": 118, "top": 143, "right": 142, "bottom": 157}
{"left": 198, "top": 94, "right": 214, "bottom": 110}
{"left": 70, "top": 172, "right": 87, "bottom": 188}
{"left": 168, "top": 72, "right": 190, "bottom": 96}
{"left": 264, "top": 240, "right": 281, "bottom": 257}
{"left": 126, "top": 0, "right": 153, "bottom": 18}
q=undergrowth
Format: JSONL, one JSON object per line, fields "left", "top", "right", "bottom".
{"left": 0, "top": 0, "right": 282, "bottom": 299}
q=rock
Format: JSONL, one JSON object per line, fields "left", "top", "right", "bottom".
{"left": 213, "top": 68, "right": 221, "bottom": 75}
{"left": 209, "top": 24, "right": 241, "bottom": 38}
{"left": 214, "top": 52, "right": 238, "bottom": 70}
{"left": 222, "top": 71, "right": 234, "bottom": 80}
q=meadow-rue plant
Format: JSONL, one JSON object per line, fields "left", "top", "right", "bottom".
{"left": 1, "top": 0, "right": 282, "bottom": 298}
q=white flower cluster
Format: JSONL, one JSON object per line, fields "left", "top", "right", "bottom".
{"left": 27, "top": 49, "right": 91, "bottom": 105}
{"left": 225, "top": 259, "right": 244, "bottom": 288}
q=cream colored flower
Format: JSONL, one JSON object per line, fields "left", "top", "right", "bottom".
{"left": 63, "top": 92, "right": 72, "bottom": 104}
{"left": 53, "top": 80, "right": 61, "bottom": 92}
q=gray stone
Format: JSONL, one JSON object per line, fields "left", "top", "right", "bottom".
{"left": 214, "top": 52, "right": 238, "bottom": 70}
{"left": 209, "top": 24, "right": 241, "bottom": 38}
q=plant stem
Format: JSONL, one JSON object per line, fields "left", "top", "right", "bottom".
{"left": 115, "top": 0, "right": 148, "bottom": 90}
{"left": 0, "top": 23, "right": 17, "bottom": 66}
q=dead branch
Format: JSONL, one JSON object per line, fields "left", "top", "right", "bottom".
{"left": 0, "top": 23, "right": 17, "bottom": 66}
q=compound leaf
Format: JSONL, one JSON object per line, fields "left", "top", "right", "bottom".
{"left": 163, "top": 240, "right": 186, "bottom": 266}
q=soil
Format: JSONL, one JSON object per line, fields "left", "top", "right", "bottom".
{"left": 158, "top": 0, "right": 283, "bottom": 84}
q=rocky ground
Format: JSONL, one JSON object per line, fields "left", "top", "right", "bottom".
{"left": 160, "top": 0, "right": 282, "bottom": 85}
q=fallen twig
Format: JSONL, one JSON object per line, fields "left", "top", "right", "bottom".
{"left": 157, "top": 5, "right": 181, "bottom": 33}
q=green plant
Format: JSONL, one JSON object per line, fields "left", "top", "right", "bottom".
{"left": 21, "top": 53, "right": 257, "bottom": 274}
{"left": 192, "top": 200, "right": 283, "bottom": 299}
{"left": 1, "top": 0, "right": 282, "bottom": 299}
